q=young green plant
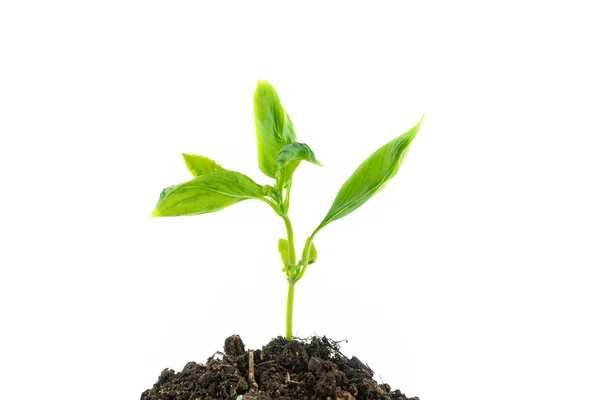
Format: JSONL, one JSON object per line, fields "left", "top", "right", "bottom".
{"left": 152, "top": 81, "right": 422, "bottom": 341}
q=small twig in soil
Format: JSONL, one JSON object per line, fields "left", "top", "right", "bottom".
{"left": 284, "top": 372, "right": 302, "bottom": 385}
{"left": 256, "top": 360, "right": 276, "bottom": 366}
{"left": 248, "top": 351, "right": 258, "bottom": 389}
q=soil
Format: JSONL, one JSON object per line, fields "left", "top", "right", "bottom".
{"left": 141, "top": 334, "right": 418, "bottom": 400}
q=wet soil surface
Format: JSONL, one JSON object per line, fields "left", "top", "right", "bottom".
{"left": 141, "top": 335, "right": 418, "bottom": 400}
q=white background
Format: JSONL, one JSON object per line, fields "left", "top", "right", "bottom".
{"left": 1, "top": 1, "right": 599, "bottom": 399}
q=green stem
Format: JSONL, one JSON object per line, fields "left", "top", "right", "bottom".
{"left": 284, "top": 181, "right": 291, "bottom": 211}
{"left": 280, "top": 182, "right": 298, "bottom": 341}
{"left": 286, "top": 280, "right": 295, "bottom": 341}
{"left": 258, "top": 197, "right": 283, "bottom": 216}
{"left": 282, "top": 214, "right": 296, "bottom": 266}
{"left": 295, "top": 232, "right": 317, "bottom": 281}
{"left": 285, "top": 231, "right": 319, "bottom": 340}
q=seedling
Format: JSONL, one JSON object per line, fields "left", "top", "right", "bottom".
{"left": 152, "top": 81, "right": 422, "bottom": 341}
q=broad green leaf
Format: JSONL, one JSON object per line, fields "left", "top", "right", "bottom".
{"left": 275, "top": 142, "right": 322, "bottom": 190}
{"left": 278, "top": 238, "right": 289, "bottom": 266}
{"left": 316, "top": 117, "right": 422, "bottom": 231}
{"left": 182, "top": 153, "right": 224, "bottom": 176}
{"left": 254, "top": 81, "right": 296, "bottom": 178}
{"left": 152, "top": 170, "right": 265, "bottom": 217}
{"left": 298, "top": 242, "right": 317, "bottom": 265}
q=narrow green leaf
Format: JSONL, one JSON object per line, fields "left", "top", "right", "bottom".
{"left": 254, "top": 81, "right": 296, "bottom": 178}
{"left": 316, "top": 117, "right": 422, "bottom": 231}
{"left": 298, "top": 242, "right": 317, "bottom": 265}
{"left": 278, "top": 238, "right": 289, "bottom": 267}
{"left": 182, "top": 153, "right": 224, "bottom": 176}
{"left": 152, "top": 170, "right": 265, "bottom": 217}
{"left": 309, "top": 242, "right": 317, "bottom": 263}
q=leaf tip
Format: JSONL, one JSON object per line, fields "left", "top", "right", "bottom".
{"left": 404, "top": 115, "right": 425, "bottom": 142}
{"left": 181, "top": 152, "right": 190, "bottom": 166}
{"left": 256, "top": 79, "right": 273, "bottom": 91}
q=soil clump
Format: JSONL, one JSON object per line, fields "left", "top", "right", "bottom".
{"left": 141, "top": 334, "right": 418, "bottom": 400}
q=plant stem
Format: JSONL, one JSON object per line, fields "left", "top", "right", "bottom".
{"left": 282, "top": 214, "right": 296, "bottom": 266}
{"left": 286, "top": 280, "right": 295, "bottom": 341}
{"left": 258, "top": 197, "right": 283, "bottom": 216}
{"left": 281, "top": 182, "right": 298, "bottom": 341}
{"left": 295, "top": 232, "right": 317, "bottom": 281}
{"left": 284, "top": 181, "right": 291, "bottom": 211}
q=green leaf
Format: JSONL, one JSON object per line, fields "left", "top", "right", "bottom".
{"left": 156, "top": 185, "right": 177, "bottom": 205}
{"left": 275, "top": 142, "right": 322, "bottom": 190}
{"left": 277, "top": 142, "right": 322, "bottom": 169}
{"left": 262, "top": 184, "right": 276, "bottom": 196}
{"left": 278, "top": 238, "right": 289, "bottom": 267}
{"left": 316, "top": 116, "right": 422, "bottom": 231}
{"left": 298, "top": 242, "right": 317, "bottom": 265}
{"left": 254, "top": 81, "right": 296, "bottom": 178}
{"left": 152, "top": 170, "right": 265, "bottom": 217}
{"left": 280, "top": 239, "right": 316, "bottom": 272}
{"left": 182, "top": 153, "right": 224, "bottom": 176}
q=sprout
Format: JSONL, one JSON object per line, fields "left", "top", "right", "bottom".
{"left": 152, "top": 81, "right": 422, "bottom": 341}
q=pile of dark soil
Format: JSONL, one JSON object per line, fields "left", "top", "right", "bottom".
{"left": 141, "top": 334, "right": 418, "bottom": 400}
